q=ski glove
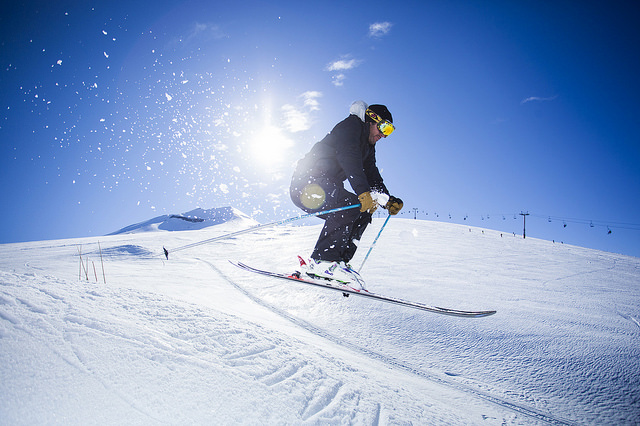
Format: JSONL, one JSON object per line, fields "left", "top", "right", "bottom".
{"left": 358, "top": 191, "right": 377, "bottom": 214}
{"left": 385, "top": 195, "right": 403, "bottom": 215}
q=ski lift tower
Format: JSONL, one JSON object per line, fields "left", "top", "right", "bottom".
{"left": 520, "top": 211, "right": 530, "bottom": 239}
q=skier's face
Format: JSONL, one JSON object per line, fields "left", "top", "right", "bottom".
{"left": 368, "top": 122, "right": 385, "bottom": 145}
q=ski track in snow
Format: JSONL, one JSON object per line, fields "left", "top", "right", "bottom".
{"left": 0, "top": 271, "right": 357, "bottom": 423}
{"left": 1, "top": 269, "right": 488, "bottom": 424}
{"left": 203, "top": 259, "right": 574, "bottom": 425}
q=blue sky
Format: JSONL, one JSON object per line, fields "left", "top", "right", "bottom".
{"left": 1, "top": 0, "right": 639, "bottom": 257}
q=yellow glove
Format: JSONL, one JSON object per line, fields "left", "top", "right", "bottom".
{"left": 358, "top": 191, "right": 377, "bottom": 214}
{"left": 385, "top": 195, "right": 403, "bottom": 215}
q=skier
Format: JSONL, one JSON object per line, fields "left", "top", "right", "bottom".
{"left": 289, "top": 101, "right": 403, "bottom": 287}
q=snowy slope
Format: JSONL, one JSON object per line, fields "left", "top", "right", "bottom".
{"left": 1, "top": 215, "right": 639, "bottom": 425}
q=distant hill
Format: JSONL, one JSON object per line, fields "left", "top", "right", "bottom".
{"left": 108, "top": 207, "right": 256, "bottom": 235}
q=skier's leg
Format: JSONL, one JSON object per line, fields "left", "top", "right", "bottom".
{"left": 340, "top": 212, "right": 373, "bottom": 263}
{"left": 309, "top": 181, "right": 360, "bottom": 261}
{"left": 290, "top": 176, "right": 360, "bottom": 262}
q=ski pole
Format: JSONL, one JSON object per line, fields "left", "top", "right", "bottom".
{"left": 358, "top": 212, "right": 391, "bottom": 273}
{"left": 163, "top": 203, "right": 361, "bottom": 259}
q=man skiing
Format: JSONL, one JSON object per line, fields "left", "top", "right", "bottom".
{"left": 289, "top": 101, "right": 403, "bottom": 287}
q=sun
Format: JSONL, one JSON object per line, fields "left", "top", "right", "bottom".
{"left": 249, "top": 124, "right": 294, "bottom": 171}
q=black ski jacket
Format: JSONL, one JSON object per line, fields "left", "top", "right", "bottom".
{"left": 293, "top": 115, "right": 388, "bottom": 196}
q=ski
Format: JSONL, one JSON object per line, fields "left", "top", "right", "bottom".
{"left": 230, "top": 261, "right": 496, "bottom": 318}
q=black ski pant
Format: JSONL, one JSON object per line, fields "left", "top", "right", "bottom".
{"left": 290, "top": 175, "right": 372, "bottom": 263}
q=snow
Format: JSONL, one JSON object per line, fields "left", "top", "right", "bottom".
{"left": 1, "top": 211, "right": 639, "bottom": 425}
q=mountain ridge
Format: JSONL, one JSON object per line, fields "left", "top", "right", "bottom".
{"left": 108, "top": 207, "right": 256, "bottom": 235}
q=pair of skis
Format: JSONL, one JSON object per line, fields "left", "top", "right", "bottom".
{"left": 230, "top": 261, "right": 496, "bottom": 318}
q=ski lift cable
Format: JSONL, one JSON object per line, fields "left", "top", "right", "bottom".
{"left": 398, "top": 208, "right": 640, "bottom": 231}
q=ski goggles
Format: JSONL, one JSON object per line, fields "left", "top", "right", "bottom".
{"left": 365, "top": 108, "right": 395, "bottom": 137}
